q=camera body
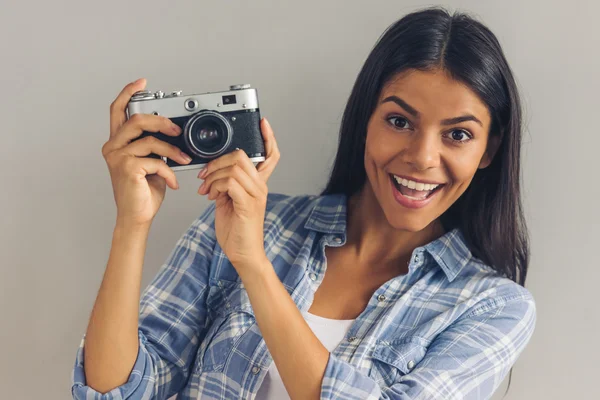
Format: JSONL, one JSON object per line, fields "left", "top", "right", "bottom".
{"left": 126, "top": 84, "right": 266, "bottom": 171}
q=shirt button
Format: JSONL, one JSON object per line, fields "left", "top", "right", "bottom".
{"left": 309, "top": 273, "right": 317, "bottom": 281}
{"left": 407, "top": 360, "right": 415, "bottom": 369}
{"left": 414, "top": 255, "right": 420, "bottom": 263}
{"left": 333, "top": 237, "right": 342, "bottom": 244}
{"left": 251, "top": 366, "right": 260, "bottom": 375}
{"left": 347, "top": 336, "right": 357, "bottom": 343}
{"left": 377, "top": 294, "right": 386, "bottom": 302}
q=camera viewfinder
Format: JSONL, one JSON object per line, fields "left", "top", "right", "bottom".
{"left": 222, "top": 95, "right": 237, "bottom": 105}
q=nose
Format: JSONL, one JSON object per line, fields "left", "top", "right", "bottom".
{"left": 401, "top": 131, "right": 440, "bottom": 171}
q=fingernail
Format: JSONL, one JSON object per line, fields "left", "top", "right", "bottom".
{"left": 134, "top": 78, "right": 144, "bottom": 84}
{"left": 172, "top": 124, "right": 182, "bottom": 134}
{"left": 180, "top": 152, "right": 192, "bottom": 162}
{"left": 199, "top": 167, "right": 208, "bottom": 178}
{"left": 199, "top": 181, "right": 206, "bottom": 192}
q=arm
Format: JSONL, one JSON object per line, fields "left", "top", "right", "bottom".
{"left": 239, "top": 258, "right": 330, "bottom": 400}
{"left": 240, "top": 259, "right": 536, "bottom": 400}
{"left": 71, "top": 203, "right": 218, "bottom": 399}
{"left": 80, "top": 220, "right": 150, "bottom": 394}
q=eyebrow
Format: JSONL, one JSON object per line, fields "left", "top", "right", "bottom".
{"left": 381, "top": 95, "right": 483, "bottom": 127}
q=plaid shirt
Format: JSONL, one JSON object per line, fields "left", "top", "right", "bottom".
{"left": 71, "top": 192, "right": 536, "bottom": 400}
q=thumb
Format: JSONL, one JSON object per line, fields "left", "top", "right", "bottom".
{"left": 133, "top": 77, "right": 147, "bottom": 90}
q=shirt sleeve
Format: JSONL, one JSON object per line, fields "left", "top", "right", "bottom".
{"left": 71, "top": 203, "right": 218, "bottom": 400}
{"left": 320, "top": 294, "right": 537, "bottom": 400}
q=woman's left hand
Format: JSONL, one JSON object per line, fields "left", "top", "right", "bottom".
{"left": 197, "top": 117, "right": 280, "bottom": 274}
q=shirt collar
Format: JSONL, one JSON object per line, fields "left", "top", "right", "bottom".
{"left": 304, "top": 193, "right": 347, "bottom": 235}
{"left": 423, "top": 228, "right": 473, "bottom": 282}
{"left": 304, "top": 193, "right": 473, "bottom": 282}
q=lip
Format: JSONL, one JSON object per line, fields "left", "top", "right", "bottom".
{"left": 389, "top": 175, "right": 443, "bottom": 209}
{"left": 390, "top": 173, "right": 445, "bottom": 185}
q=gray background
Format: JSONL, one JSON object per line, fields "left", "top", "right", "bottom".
{"left": 1, "top": 0, "right": 598, "bottom": 399}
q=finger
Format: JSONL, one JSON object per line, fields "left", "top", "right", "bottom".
{"left": 104, "top": 114, "right": 182, "bottom": 155}
{"left": 110, "top": 78, "right": 147, "bottom": 138}
{"left": 199, "top": 148, "right": 258, "bottom": 180}
{"left": 199, "top": 164, "right": 263, "bottom": 198}
{"left": 135, "top": 157, "right": 179, "bottom": 190}
{"left": 261, "top": 117, "right": 279, "bottom": 159}
{"left": 125, "top": 135, "right": 192, "bottom": 165}
{"left": 205, "top": 176, "right": 251, "bottom": 206}
{"left": 255, "top": 117, "right": 281, "bottom": 180}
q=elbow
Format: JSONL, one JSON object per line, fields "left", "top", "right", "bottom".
{"left": 84, "top": 363, "right": 130, "bottom": 395}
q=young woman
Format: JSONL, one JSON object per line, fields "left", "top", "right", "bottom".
{"left": 72, "top": 6, "right": 536, "bottom": 400}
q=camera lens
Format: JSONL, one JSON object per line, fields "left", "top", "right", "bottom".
{"left": 194, "top": 121, "right": 222, "bottom": 151}
{"left": 184, "top": 111, "right": 232, "bottom": 157}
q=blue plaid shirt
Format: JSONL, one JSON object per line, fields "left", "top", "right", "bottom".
{"left": 71, "top": 192, "right": 536, "bottom": 399}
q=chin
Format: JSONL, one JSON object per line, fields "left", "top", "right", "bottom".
{"left": 382, "top": 207, "right": 434, "bottom": 233}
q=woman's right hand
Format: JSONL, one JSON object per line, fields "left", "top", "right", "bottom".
{"left": 102, "top": 78, "right": 194, "bottom": 228}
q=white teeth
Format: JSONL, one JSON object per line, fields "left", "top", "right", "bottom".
{"left": 393, "top": 175, "right": 440, "bottom": 191}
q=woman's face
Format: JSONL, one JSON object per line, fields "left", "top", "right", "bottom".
{"left": 364, "top": 68, "right": 499, "bottom": 232}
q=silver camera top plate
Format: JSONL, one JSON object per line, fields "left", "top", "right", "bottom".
{"left": 127, "top": 87, "right": 259, "bottom": 119}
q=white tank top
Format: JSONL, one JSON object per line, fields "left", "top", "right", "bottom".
{"left": 254, "top": 311, "right": 356, "bottom": 400}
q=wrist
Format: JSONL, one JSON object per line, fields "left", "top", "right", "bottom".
{"left": 236, "top": 254, "right": 271, "bottom": 283}
{"left": 115, "top": 218, "right": 152, "bottom": 235}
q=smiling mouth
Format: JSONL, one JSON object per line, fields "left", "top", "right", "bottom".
{"left": 389, "top": 174, "right": 445, "bottom": 200}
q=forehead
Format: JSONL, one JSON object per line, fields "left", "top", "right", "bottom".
{"left": 379, "top": 69, "right": 490, "bottom": 123}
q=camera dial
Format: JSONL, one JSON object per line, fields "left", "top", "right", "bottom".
{"left": 131, "top": 90, "right": 156, "bottom": 101}
{"left": 229, "top": 84, "right": 251, "bottom": 90}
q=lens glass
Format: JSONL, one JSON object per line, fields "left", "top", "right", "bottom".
{"left": 189, "top": 115, "right": 229, "bottom": 155}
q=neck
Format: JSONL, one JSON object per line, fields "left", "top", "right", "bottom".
{"left": 345, "top": 182, "right": 445, "bottom": 270}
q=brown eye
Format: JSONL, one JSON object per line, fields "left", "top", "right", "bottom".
{"left": 387, "top": 116, "right": 411, "bottom": 129}
{"left": 450, "top": 129, "right": 471, "bottom": 142}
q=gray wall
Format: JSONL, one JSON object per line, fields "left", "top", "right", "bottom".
{"left": 1, "top": 1, "right": 598, "bottom": 399}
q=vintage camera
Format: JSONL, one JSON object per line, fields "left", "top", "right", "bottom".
{"left": 126, "top": 84, "right": 266, "bottom": 171}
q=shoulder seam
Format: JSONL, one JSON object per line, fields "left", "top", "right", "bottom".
{"left": 463, "top": 293, "right": 535, "bottom": 319}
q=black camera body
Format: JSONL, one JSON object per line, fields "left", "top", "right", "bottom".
{"left": 126, "top": 84, "right": 265, "bottom": 171}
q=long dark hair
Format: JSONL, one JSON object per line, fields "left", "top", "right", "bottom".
{"left": 321, "top": 7, "right": 529, "bottom": 396}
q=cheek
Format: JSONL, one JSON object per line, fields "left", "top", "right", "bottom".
{"left": 445, "top": 152, "right": 483, "bottom": 189}
{"left": 365, "top": 125, "right": 398, "bottom": 167}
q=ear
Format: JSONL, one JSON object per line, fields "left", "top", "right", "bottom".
{"left": 478, "top": 131, "right": 502, "bottom": 169}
